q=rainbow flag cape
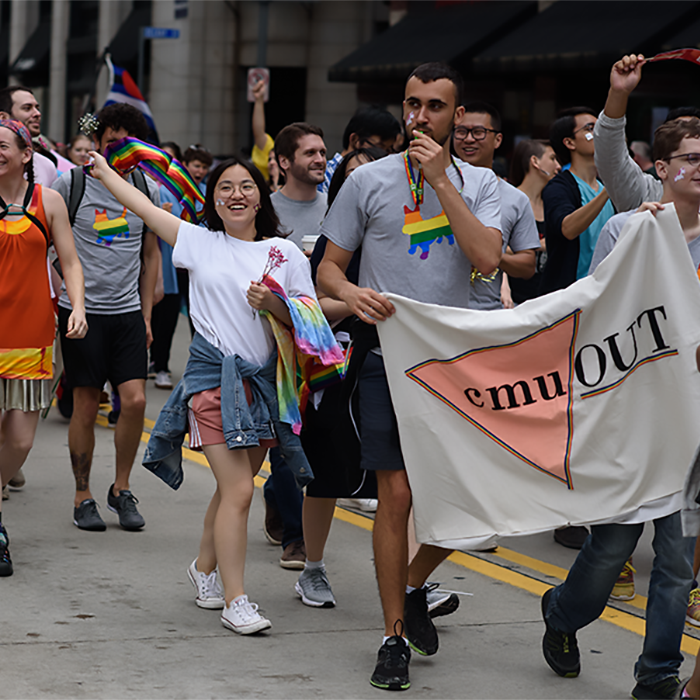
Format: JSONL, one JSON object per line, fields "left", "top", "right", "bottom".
{"left": 260, "top": 276, "right": 345, "bottom": 434}
{"left": 100, "top": 137, "right": 205, "bottom": 224}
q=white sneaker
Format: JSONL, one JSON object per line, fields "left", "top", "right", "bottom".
{"left": 187, "top": 559, "right": 225, "bottom": 609}
{"left": 221, "top": 594, "right": 272, "bottom": 635}
{"left": 337, "top": 498, "right": 378, "bottom": 512}
{"left": 154, "top": 371, "right": 173, "bottom": 389}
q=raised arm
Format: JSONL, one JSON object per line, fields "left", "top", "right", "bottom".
{"left": 252, "top": 81, "right": 269, "bottom": 152}
{"left": 595, "top": 54, "right": 663, "bottom": 210}
{"left": 88, "top": 151, "right": 182, "bottom": 247}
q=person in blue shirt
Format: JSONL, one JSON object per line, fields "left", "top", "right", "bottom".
{"left": 540, "top": 107, "right": 615, "bottom": 295}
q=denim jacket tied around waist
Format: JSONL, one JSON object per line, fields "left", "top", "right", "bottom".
{"left": 142, "top": 333, "right": 313, "bottom": 490}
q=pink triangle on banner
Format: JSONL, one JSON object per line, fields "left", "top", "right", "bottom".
{"left": 406, "top": 311, "right": 581, "bottom": 489}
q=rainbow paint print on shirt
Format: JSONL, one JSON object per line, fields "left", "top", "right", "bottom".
{"left": 93, "top": 207, "right": 130, "bottom": 246}
{"left": 402, "top": 204, "right": 454, "bottom": 260}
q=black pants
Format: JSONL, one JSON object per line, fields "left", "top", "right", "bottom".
{"left": 150, "top": 294, "right": 180, "bottom": 373}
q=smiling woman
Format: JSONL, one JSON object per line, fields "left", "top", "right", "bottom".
{"left": 88, "top": 149, "right": 324, "bottom": 636}
{"left": 0, "top": 118, "right": 87, "bottom": 578}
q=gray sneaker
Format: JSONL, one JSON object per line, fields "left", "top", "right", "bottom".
{"left": 107, "top": 485, "right": 145, "bottom": 530}
{"left": 295, "top": 567, "right": 336, "bottom": 608}
{"left": 73, "top": 498, "right": 107, "bottom": 531}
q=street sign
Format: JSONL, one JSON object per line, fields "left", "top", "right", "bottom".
{"left": 142, "top": 27, "right": 180, "bottom": 40}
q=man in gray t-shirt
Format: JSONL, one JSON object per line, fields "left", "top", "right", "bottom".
{"left": 318, "top": 64, "right": 502, "bottom": 691}
{"left": 271, "top": 122, "right": 328, "bottom": 249}
{"left": 53, "top": 104, "right": 160, "bottom": 534}
{"left": 451, "top": 102, "right": 539, "bottom": 310}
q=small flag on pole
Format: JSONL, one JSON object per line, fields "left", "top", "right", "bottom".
{"left": 103, "top": 54, "right": 159, "bottom": 144}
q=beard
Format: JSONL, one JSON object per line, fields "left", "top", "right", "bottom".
{"left": 288, "top": 161, "right": 325, "bottom": 185}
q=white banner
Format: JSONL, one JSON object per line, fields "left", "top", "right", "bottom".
{"left": 378, "top": 206, "right": 700, "bottom": 549}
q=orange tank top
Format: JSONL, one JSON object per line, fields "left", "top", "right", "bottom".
{"left": 0, "top": 184, "right": 54, "bottom": 380}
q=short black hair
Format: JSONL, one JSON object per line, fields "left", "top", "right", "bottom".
{"left": 407, "top": 62, "right": 464, "bottom": 108}
{"left": 183, "top": 143, "right": 213, "bottom": 167}
{"left": 95, "top": 103, "right": 149, "bottom": 142}
{"left": 0, "top": 85, "right": 34, "bottom": 115}
{"left": 275, "top": 122, "right": 324, "bottom": 165}
{"left": 509, "top": 139, "right": 550, "bottom": 186}
{"left": 549, "top": 106, "right": 596, "bottom": 165}
{"left": 342, "top": 106, "right": 400, "bottom": 150}
{"left": 666, "top": 106, "right": 700, "bottom": 122}
{"left": 160, "top": 141, "right": 183, "bottom": 161}
{"left": 327, "top": 146, "right": 388, "bottom": 209}
{"left": 204, "top": 156, "right": 282, "bottom": 240}
{"left": 461, "top": 100, "right": 502, "bottom": 132}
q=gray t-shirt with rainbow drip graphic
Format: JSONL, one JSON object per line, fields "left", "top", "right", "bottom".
{"left": 54, "top": 170, "right": 160, "bottom": 314}
{"left": 321, "top": 153, "right": 501, "bottom": 309}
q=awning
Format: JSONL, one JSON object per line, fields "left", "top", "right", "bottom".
{"left": 10, "top": 18, "right": 51, "bottom": 81}
{"left": 328, "top": 1, "right": 537, "bottom": 83}
{"left": 472, "top": 1, "right": 700, "bottom": 73}
{"left": 106, "top": 1, "right": 153, "bottom": 66}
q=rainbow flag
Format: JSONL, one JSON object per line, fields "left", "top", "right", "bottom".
{"left": 260, "top": 275, "right": 345, "bottom": 434}
{"left": 101, "top": 137, "right": 206, "bottom": 224}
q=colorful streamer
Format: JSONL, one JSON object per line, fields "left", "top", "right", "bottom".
{"left": 647, "top": 48, "right": 700, "bottom": 65}
{"left": 98, "top": 137, "right": 206, "bottom": 223}
{"left": 260, "top": 275, "right": 345, "bottom": 434}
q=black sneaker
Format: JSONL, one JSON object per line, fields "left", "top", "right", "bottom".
{"left": 107, "top": 410, "right": 120, "bottom": 428}
{"left": 73, "top": 498, "right": 107, "bottom": 531}
{"left": 370, "top": 629, "right": 411, "bottom": 691}
{"left": 631, "top": 676, "right": 681, "bottom": 699}
{"left": 0, "top": 523, "right": 13, "bottom": 576}
{"left": 541, "top": 588, "right": 580, "bottom": 678}
{"left": 404, "top": 586, "right": 438, "bottom": 656}
{"left": 107, "top": 485, "right": 145, "bottom": 530}
{"left": 426, "top": 582, "right": 460, "bottom": 619}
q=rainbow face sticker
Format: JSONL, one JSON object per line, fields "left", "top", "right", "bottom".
{"left": 675, "top": 167, "right": 686, "bottom": 182}
{"left": 92, "top": 207, "right": 130, "bottom": 246}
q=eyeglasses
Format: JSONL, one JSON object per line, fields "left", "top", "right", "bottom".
{"left": 665, "top": 153, "right": 700, "bottom": 166}
{"left": 573, "top": 122, "right": 596, "bottom": 135}
{"left": 216, "top": 181, "right": 258, "bottom": 197}
{"left": 453, "top": 126, "right": 500, "bottom": 142}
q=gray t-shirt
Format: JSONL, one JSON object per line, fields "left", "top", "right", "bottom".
{"left": 270, "top": 190, "right": 327, "bottom": 249}
{"left": 54, "top": 172, "right": 160, "bottom": 314}
{"left": 468, "top": 178, "right": 539, "bottom": 310}
{"left": 320, "top": 153, "right": 501, "bottom": 308}
{"left": 589, "top": 209, "right": 700, "bottom": 273}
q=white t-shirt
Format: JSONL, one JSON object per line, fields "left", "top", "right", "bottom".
{"left": 173, "top": 222, "right": 316, "bottom": 365}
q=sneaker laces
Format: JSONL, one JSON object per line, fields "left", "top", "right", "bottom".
{"left": 307, "top": 567, "right": 331, "bottom": 591}
{"left": 689, "top": 587, "right": 700, "bottom": 607}
{"left": 200, "top": 570, "right": 222, "bottom": 598}
{"left": 119, "top": 491, "right": 139, "bottom": 514}
{"left": 233, "top": 596, "right": 261, "bottom": 623}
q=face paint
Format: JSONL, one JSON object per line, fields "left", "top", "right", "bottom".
{"left": 675, "top": 167, "right": 686, "bottom": 182}
{"left": 585, "top": 132, "right": 594, "bottom": 141}
{"left": 216, "top": 199, "right": 225, "bottom": 205}
{"left": 406, "top": 112, "right": 415, "bottom": 131}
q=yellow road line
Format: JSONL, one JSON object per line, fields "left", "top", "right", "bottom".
{"left": 110, "top": 415, "right": 698, "bottom": 654}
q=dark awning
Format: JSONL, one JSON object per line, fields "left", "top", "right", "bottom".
{"left": 10, "top": 18, "right": 51, "bottom": 80}
{"left": 472, "top": 1, "right": 700, "bottom": 73}
{"left": 329, "top": 1, "right": 537, "bottom": 83}
{"left": 106, "top": 0, "right": 152, "bottom": 66}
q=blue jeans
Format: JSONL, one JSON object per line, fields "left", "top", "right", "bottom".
{"left": 545, "top": 511, "right": 694, "bottom": 686}
{"left": 263, "top": 447, "right": 303, "bottom": 548}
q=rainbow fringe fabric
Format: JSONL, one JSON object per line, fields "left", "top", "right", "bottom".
{"left": 260, "top": 276, "right": 345, "bottom": 435}
{"left": 99, "top": 137, "right": 205, "bottom": 223}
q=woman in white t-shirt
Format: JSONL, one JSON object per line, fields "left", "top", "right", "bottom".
{"left": 89, "top": 152, "right": 315, "bottom": 635}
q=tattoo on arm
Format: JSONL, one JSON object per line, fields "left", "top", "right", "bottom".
{"left": 70, "top": 452, "right": 92, "bottom": 491}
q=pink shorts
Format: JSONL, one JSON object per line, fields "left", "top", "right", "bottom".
{"left": 188, "top": 382, "right": 278, "bottom": 450}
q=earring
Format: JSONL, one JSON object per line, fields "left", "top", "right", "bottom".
{"left": 216, "top": 199, "right": 225, "bottom": 206}
{"left": 254, "top": 203, "right": 261, "bottom": 213}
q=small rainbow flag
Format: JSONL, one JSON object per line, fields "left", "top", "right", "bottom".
{"left": 99, "top": 137, "right": 206, "bottom": 224}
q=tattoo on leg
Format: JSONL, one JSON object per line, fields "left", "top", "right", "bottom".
{"left": 70, "top": 452, "right": 92, "bottom": 491}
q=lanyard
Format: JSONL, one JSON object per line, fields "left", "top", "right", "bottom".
{"left": 403, "top": 151, "right": 464, "bottom": 207}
